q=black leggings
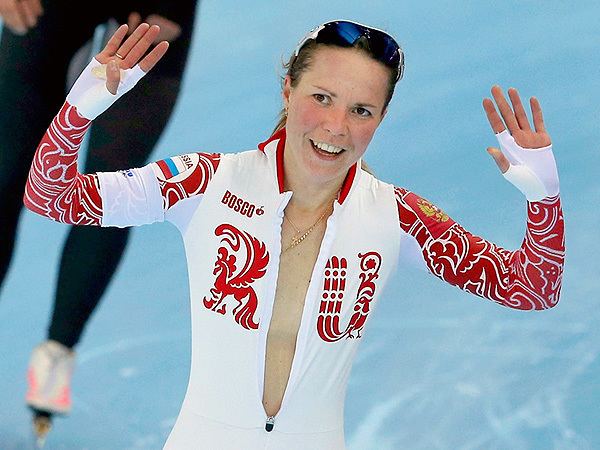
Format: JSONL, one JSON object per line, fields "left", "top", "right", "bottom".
{"left": 0, "top": 0, "right": 198, "bottom": 347}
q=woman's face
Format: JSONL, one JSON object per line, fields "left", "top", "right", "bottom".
{"left": 283, "top": 45, "right": 391, "bottom": 185}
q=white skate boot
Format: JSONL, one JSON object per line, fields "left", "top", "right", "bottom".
{"left": 25, "top": 340, "right": 75, "bottom": 447}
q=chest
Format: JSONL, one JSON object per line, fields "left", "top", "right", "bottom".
{"left": 268, "top": 220, "right": 326, "bottom": 342}
{"left": 180, "top": 156, "right": 402, "bottom": 343}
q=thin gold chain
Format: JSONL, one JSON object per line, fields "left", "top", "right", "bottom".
{"left": 284, "top": 214, "right": 302, "bottom": 234}
{"left": 282, "top": 202, "right": 333, "bottom": 254}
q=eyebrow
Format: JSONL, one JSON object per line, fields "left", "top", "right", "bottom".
{"left": 312, "top": 84, "right": 378, "bottom": 109}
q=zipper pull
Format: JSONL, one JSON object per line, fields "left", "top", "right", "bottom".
{"left": 265, "top": 416, "right": 275, "bottom": 432}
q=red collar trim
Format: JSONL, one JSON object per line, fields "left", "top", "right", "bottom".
{"left": 258, "top": 128, "right": 286, "bottom": 194}
{"left": 258, "top": 127, "right": 358, "bottom": 204}
{"left": 337, "top": 163, "right": 357, "bottom": 204}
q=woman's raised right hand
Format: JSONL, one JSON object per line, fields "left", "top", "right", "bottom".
{"left": 66, "top": 23, "right": 169, "bottom": 120}
{"left": 96, "top": 23, "right": 169, "bottom": 94}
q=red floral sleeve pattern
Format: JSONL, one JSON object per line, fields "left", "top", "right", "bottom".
{"left": 395, "top": 187, "right": 565, "bottom": 310}
{"left": 24, "top": 101, "right": 102, "bottom": 225}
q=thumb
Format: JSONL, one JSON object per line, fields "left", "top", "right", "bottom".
{"left": 105, "top": 59, "right": 120, "bottom": 95}
{"left": 487, "top": 147, "right": 510, "bottom": 174}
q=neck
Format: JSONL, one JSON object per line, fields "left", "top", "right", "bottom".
{"left": 281, "top": 141, "right": 352, "bottom": 215}
{"left": 284, "top": 173, "right": 342, "bottom": 215}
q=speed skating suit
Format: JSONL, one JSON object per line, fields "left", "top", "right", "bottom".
{"left": 23, "top": 58, "right": 565, "bottom": 449}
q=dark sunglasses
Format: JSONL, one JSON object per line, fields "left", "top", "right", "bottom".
{"left": 294, "top": 20, "right": 404, "bottom": 81}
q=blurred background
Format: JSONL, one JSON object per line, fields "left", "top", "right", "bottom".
{"left": 1, "top": 0, "right": 599, "bottom": 448}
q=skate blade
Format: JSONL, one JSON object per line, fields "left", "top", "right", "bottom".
{"left": 32, "top": 415, "right": 52, "bottom": 449}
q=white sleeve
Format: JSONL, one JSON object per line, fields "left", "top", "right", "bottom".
{"left": 496, "top": 130, "right": 560, "bottom": 202}
{"left": 97, "top": 164, "right": 164, "bottom": 227}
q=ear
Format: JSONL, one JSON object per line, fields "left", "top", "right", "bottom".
{"left": 282, "top": 75, "right": 292, "bottom": 109}
{"left": 378, "top": 107, "right": 388, "bottom": 124}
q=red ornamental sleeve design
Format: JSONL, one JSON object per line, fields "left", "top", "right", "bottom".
{"left": 153, "top": 152, "right": 221, "bottom": 211}
{"left": 23, "top": 102, "right": 102, "bottom": 225}
{"left": 395, "top": 187, "right": 565, "bottom": 310}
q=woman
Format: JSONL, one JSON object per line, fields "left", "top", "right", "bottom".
{"left": 23, "top": 20, "right": 565, "bottom": 449}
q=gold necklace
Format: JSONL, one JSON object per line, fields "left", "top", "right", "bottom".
{"left": 282, "top": 203, "right": 333, "bottom": 254}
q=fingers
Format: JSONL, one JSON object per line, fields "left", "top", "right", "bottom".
{"left": 94, "top": 22, "right": 169, "bottom": 93}
{"left": 127, "top": 12, "right": 181, "bottom": 43}
{"left": 127, "top": 11, "right": 142, "bottom": 31}
{"left": 508, "top": 87, "right": 531, "bottom": 131}
{"left": 115, "top": 24, "right": 160, "bottom": 69}
{"left": 97, "top": 24, "right": 129, "bottom": 63}
{"left": 484, "top": 85, "right": 541, "bottom": 134}
{"left": 1, "top": 0, "right": 43, "bottom": 34}
{"left": 105, "top": 59, "right": 121, "bottom": 95}
{"left": 97, "top": 22, "right": 165, "bottom": 68}
{"left": 491, "top": 85, "right": 520, "bottom": 133}
{"left": 482, "top": 98, "right": 506, "bottom": 134}
{"left": 146, "top": 14, "right": 182, "bottom": 43}
{"left": 487, "top": 147, "right": 510, "bottom": 174}
{"left": 30, "top": 0, "right": 43, "bottom": 16}
{"left": 17, "top": 0, "right": 38, "bottom": 27}
{"left": 138, "top": 41, "right": 169, "bottom": 73}
{"left": 110, "top": 22, "right": 150, "bottom": 67}
{"left": 530, "top": 97, "right": 546, "bottom": 133}
{"left": 0, "top": 5, "right": 28, "bottom": 34}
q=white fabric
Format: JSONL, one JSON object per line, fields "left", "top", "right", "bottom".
{"left": 398, "top": 231, "right": 429, "bottom": 272}
{"left": 66, "top": 58, "right": 145, "bottom": 120}
{"left": 95, "top": 137, "right": 404, "bottom": 449}
{"left": 495, "top": 130, "right": 559, "bottom": 201}
{"left": 162, "top": 194, "right": 205, "bottom": 234}
{"left": 98, "top": 166, "right": 163, "bottom": 227}
{"left": 93, "top": 131, "right": 562, "bottom": 447}
{"left": 164, "top": 407, "right": 345, "bottom": 450}
{"left": 167, "top": 145, "right": 401, "bottom": 448}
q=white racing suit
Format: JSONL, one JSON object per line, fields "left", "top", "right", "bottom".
{"left": 23, "top": 59, "right": 565, "bottom": 449}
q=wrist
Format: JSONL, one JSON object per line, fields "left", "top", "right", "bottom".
{"left": 496, "top": 130, "right": 560, "bottom": 200}
{"left": 65, "top": 58, "right": 145, "bottom": 120}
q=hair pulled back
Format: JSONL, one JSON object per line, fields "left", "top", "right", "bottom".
{"left": 272, "top": 38, "right": 400, "bottom": 135}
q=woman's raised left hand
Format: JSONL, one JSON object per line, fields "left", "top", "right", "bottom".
{"left": 482, "top": 85, "right": 551, "bottom": 173}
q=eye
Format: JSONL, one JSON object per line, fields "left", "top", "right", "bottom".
{"left": 354, "top": 107, "right": 373, "bottom": 117}
{"left": 313, "top": 93, "right": 330, "bottom": 104}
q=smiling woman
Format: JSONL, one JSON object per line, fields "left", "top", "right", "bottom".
{"left": 281, "top": 46, "right": 390, "bottom": 191}
{"left": 22, "top": 19, "right": 564, "bottom": 450}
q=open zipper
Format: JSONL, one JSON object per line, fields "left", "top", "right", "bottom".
{"left": 257, "top": 196, "right": 339, "bottom": 433}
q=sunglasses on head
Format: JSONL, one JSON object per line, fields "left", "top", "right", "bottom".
{"left": 294, "top": 20, "right": 405, "bottom": 81}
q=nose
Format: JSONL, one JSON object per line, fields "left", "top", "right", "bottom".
{"left": 322, "top": 107, "right": 348, "bottom": 136}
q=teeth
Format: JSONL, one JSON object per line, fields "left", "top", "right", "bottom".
{"left": 312, "top": 140, "right": 345, "bottom": 154}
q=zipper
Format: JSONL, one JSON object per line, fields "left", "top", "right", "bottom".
{"left": 259, "top": 195, "right": 338, "bottom": 434}
{"left": 257, "top": 192, "right": 292, "bottom": 434}
{"left": 265, "top": 416, "right": 275, "bottom": 432}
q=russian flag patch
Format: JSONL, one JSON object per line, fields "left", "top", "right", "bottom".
{"left": 156, "top": 157, "right": 188, "bottom": 179}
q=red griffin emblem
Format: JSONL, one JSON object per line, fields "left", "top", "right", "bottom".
{"left": 317, "top": 252, "right": 382, "bottom": 341}
{"left": 203, "top": 224, "right": 270, "bottom": 330}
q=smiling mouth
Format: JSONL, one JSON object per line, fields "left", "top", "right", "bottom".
{"left": 310, "top": 139, "right": 346, "bottom": 156}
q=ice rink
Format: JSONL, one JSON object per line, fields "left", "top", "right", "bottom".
{"left": 1, "top": 1, "right": 599, "bottom": 448}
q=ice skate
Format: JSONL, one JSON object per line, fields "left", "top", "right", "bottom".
{"left": 26, "top": 340, "right": 75, "bottom": 446}
{"left": 31, "top": 410, "right": 52, "bottom": 448}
